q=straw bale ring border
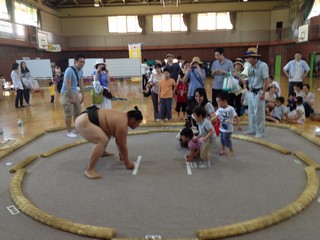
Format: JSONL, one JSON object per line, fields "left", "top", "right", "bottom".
{"left": 6, "top": 124, "right": 320, "bottom": 239}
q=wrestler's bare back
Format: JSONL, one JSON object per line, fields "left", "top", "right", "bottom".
{"left": 97, "top": 109, "right": 128, "bottom": 137}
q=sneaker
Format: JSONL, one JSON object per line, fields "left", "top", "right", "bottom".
{"left": 244, "top": 130, "right": 255, "bottom": 135}
{"left": 155, "top": 119, "right": 161, "bottom": 122}
{"left": 67, "top": 132, "right": 78, "bottom": 138}
{"left": 255, "top": 133, "right": 263, "bottom": 138}
{"left": 164, "top": 118, "right": 169, "bottom": 122}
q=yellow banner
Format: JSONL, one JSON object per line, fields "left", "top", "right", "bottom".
{"left": 128, "top": 43, "right": 142, "bottom": 82}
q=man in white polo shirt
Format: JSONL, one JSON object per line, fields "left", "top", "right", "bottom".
{"left": 283, "top": 51, "right": 310, "bottom": 97}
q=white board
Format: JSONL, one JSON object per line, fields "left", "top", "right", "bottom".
{"left": 16, "top": 59, "right": 52, "bottom": 79}
{"left": 68, "top": 58, "right": 103, "bottom": 77}
{"left": 105, "top": 58, "right": 141, "bottom": 77}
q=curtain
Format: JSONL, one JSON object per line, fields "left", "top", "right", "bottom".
{"left": 229, "top": 12, "right": 237, "bottom": 30}
{"left": 183, "top": 13, "right": 191, "bottom": 33}
{"left": 138, "top": 15, "right": 146, "bottom": 34}
{"left": 37, "top": 9, "right": 41, "bottom": 29}
{"left": 304, "top": 0, "right": 315, "bottom": 19}
{"left": 291, "top": 0, "right": 315, "bottom": 34}
{"left": 5, "top": 0, "right": 13, "bottom": 22}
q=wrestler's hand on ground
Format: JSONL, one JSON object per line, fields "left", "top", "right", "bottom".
{"left": 125, "top": 161, "right": 135, "bottom": 169}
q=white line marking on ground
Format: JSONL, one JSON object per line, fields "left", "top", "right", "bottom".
{"left": 207, "top": 160, "right": 211, "bottom": 168}
{"left": 132, "top": 156, "right": 141, "bottom": 175}
{"left": 186, "top": 162, "right": 192, "bottom": 175}
{"left": 6, "top": 205, "right": 20, "bottom": 215}
{"left": 293, "top": 159, "right": 302, "bottom": 164}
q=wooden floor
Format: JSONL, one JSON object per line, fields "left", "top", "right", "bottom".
{"left": 0, "top": 76, "right": 320, "bottom": 142}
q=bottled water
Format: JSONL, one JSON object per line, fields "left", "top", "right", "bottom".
{"left": 17, "top": 119, "right": 24, "bottom": 134}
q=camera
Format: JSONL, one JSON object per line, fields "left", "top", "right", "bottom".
{"left": 101, "top": 67, "right": 106, "bottom": 71}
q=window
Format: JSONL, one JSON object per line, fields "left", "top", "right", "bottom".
{"left": 108, "top": 16, "right": 142, "bottom": 33}
{"left": 15, "top": 24, "right": 25, "bottom": 39}
{"left": 0, "top": 0, "right": 9, "bottom": 20}
{"left": 197, "top": 12, "right": 233, "bottom": 30}
{"left": 14, "top": 1, "right": 37, "bottom": 27}
{"left": 0, "top": 20, "right": 13, "bottom": 34}
{"left": 153, "top": 14, "right": 187, "bottom": 32}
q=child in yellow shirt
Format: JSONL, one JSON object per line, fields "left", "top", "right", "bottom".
{"left": 49, "top": 81, "right": 55, "bottom": 103}
{"left": 158, "top": 68, "right": 176, "bottom": 121}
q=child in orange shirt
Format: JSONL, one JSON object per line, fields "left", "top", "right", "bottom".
{"left": 158, "top": 68, "right": 176, "bottom": 121}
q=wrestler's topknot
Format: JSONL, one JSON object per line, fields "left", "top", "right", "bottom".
{"left": 128, "top": 106, "right": 143, "bottom": 120}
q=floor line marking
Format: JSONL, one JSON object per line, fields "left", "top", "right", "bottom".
{"left": 132, "top": 155, "right": 141, "bottom": 175}
{"left": 207, "top": 159, "right": 211, "bottom": 168}
{"left": 186, "top": 162, "right": 192, "bottom": 175}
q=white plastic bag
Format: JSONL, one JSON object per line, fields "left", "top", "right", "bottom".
{"left": 22, "top": 78, "right": 32, "bottom": 89}
{"left": 30, "top": 78, "right": 39, "bottom": 89}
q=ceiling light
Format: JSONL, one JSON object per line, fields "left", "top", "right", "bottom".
{"left": 94, "top": 0, "right": 99, "bottom": 7}
{"left": 243, "top": 0, "right": 248, "bottom": 2}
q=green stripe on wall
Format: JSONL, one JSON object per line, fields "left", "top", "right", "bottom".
{"left": 274, "top": 55, "right": 282, "bottom": 82}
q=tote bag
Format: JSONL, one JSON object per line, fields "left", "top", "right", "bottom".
{"left": 91, "top": 80, "right": 104, "bottom": 104}
{"left": 222, "top": 72, "right": 233, "bottom": 92}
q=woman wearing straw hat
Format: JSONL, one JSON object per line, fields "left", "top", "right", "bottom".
{"left": 244, "top": 47, "right": 269, "bottom": 138}
{"left": 231, "top": 58, "right": 245, "bottom": 116}
{"left": 92, "top": 59, "right": 112, "bottom": 109}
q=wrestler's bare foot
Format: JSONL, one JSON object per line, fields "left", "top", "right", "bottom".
{"left": 219, "top": 151, "right": 224, "bottom": 156}
{"left": 228, "top": 150, "right": 234, "bottom": 156}
{"left": 101, "top": 151, "right": 114, "bottom": 157}
{"left": 125, "top": 161, "right": 135, "bottom": 169}
{"left": 84, "top": 170, "right": 102, "bottom": 179}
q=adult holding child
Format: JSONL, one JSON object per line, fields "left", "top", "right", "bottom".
{"left": 244, "top": 47, "right": 269, "bottom": 138}
{"left": 75, "top": 106, "right": 143, "bottom": 179}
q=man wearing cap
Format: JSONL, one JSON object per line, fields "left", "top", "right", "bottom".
{"left": 60, "top": 54, "right": 85, "bottom": 138}
{"left": 244, "top": 47, "right": 269, "bottom": 138}
{"left": 183, "top": 56, "right": 206, "bottom": 108}
{"left": 164, "top": 54, "right": 180, "bottom": 82}
{"left": 211, "top": 48, "right": 234, "bottom": 108}
{"left": 283, "top": 51, "right": 310, "bottom": 97}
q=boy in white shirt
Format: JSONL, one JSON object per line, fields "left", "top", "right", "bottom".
{"left": 266, "top": 96, "right": 287, "bottom": 123}
{"left": 213, "top": 92, "right": 242, "bottom": 156}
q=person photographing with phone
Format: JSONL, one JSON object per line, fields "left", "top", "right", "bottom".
{"left": 92, "top": 60, "right": 112, "bottom": 109}
{"left": 182, "top": 56, "right": 206, "bottom": 111}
